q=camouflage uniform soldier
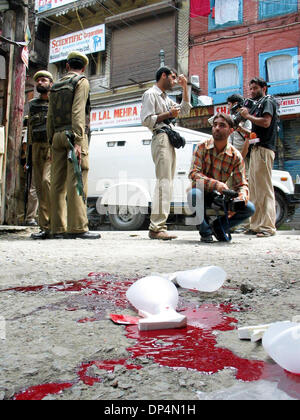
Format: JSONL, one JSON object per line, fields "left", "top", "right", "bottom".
{"left": 29, "top": 70, "right": 53, "bottom": 240}
{"left": 47, "top": 51, "right": 100, "bottom": 239}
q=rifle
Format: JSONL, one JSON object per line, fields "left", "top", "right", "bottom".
{"left": 65, "top": 130, "right": 86, "bottom": 203}
{"left": 24, "top": 144, "right": 32, "bottom": 219}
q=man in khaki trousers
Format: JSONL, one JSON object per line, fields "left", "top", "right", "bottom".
{"left": 17, "top": 121, "right": 38, "bottom": 226}
{"left": 141, "top": 66, "right": 191, "bottom": 240}
{"left": 28, "top": 71, "right": 53, "bottom": 240}
{"left": 47, "top": 51, "right": 100, "bottom": 239}
{"left": 240, "top": 77, "right": 277, "bottom": 237}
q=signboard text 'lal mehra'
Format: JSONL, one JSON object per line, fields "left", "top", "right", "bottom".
{"left": 90, "top": 103, "right": 142, "bottom": 130}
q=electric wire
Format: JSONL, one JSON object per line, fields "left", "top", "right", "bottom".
{"left": 95, "top": 0, "right": 168, "bottom": 47}
{"left": 75, "top": 6, "right": 98, "bottom": 66}
{"left": 30, "top": 1, "right": 300, "bottom": 72}
{"left": 31, "top": 0, "right": 300, "bottom": 33}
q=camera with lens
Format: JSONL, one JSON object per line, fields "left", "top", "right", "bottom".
{"left": 223, "top": 189, "right": 246, "bottom": 212}
{"left": 210, "top": 189, "right": 246, "bottom": 242}
{"left": 228, "top": 198, "right": 246, "bottom": 212}
{"left": 212, "top": 189, "right": 245, "bottom": 212}
{"left": 231, "top": 98, "right": 257, "bottom": 129}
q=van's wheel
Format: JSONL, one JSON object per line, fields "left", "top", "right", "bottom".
{"left": 108, "top": 206, "right": 146, "bottom": 230}
{"left": 275, "top": 189, "right": 288, "bottom": 228}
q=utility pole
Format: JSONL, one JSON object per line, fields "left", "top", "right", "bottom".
{"left": 0, "top": 8, "right": 14, "bottom": 223}
{"left": 3, "top": 0, "right": 28, "bottom": 224}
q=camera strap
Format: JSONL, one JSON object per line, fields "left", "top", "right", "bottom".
{"left": 238, "top": 131, "right": 245, "bottom": 141}
{"left": 158, "top": 125, "right": 186, "bottom": 149}
{"left": 211, "top": 198, "right": 232, "bottom": 242}
{"left": 220, "top": 201, "right": 232, "bottom": 241}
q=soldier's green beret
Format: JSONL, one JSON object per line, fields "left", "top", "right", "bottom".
{"left": 33, "top": 70, "right": 53, "bottom": 82}
{"left": 67, "top": 51, "right": 89, "bottom": 66}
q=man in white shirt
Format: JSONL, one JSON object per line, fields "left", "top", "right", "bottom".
{"left": 141, "top": 66, "right": 191, "bottom": 240}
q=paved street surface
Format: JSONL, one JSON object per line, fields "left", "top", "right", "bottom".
{"left": 0, "top": 227, "right": 299, "bottom": 400}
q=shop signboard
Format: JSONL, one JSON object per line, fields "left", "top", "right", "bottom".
{"left": 90, "top": 102, "right": 142, "bottom": 130}
{"left": 35, "top": 0, "right": 74, "bottom": 13}
{"left": 278, "top": 95, "right": 300, "bottom": 115}
{"left": 214, "top": 104, "right": 230, "bottom": 115}
{"left": 49, "top": 24, "right": 105, "bottom": 63}
{"left": 213, "top": 96, "right": 300, "bottom": 117}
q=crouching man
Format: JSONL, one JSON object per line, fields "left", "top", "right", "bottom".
{"left": 187, "top": 113, "right": 255, "bottom": 243}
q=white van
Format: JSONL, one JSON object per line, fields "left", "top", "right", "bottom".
{"left": 87, "top": 125, "right": 299, "bottom": 230}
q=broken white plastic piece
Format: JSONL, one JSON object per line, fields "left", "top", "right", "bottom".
{"left": 137, "top": 308, "right": 187, "bottom": 331}
{"left": 157, "top": 266, "right": 226, "bottom": 292}
{"left": 262, "top": 321, "right": 300, "bottom": 374}
{"left": 126, "top": 276, "right": 187, "bottom": 331}
{"left": 238, "top": 321, "right": 289, "bottom": 342}
{"left": 238, "top": 323, "right": 274, "bottom": 342}
{"left": 174, "top": 266, "right": 226, "bottom": 292}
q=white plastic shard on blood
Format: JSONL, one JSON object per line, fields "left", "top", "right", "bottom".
{"left": 262, "top": 321, "right": 300, "bottom": 375}
{"left": 126, "top": 276, "right": 187, "bottom": 331}
{"left": 169, "top": 266, "right": 227, "bottom": 292}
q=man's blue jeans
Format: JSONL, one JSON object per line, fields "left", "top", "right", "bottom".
{"left": 187, "top": 188, "right": 256, "bottom": 237}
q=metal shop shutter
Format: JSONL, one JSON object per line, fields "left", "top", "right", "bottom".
{"left": 281, "top": 118, "right": 300, "bottom": 181}
{"left": 110, "top": 13, "right": 176, "bottom": 89}
{"left": 0, "top": 126, "right": 5, "bottom": 183}
{"left": 281, "top": 119, "right": 300, "bottom": 160}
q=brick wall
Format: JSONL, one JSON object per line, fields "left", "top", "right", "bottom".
{"left": 189, "top": 1, "right": 300, "bottom": 98}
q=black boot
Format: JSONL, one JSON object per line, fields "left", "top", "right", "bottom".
{"left": 200, "top": 234, "right": 214, "bottom": 243}
{"left": 31, "top": 230, "right": 51, "bottom": 240}
{"left": 67, "top": 231, "right": 101, "bottom": 239}
{"left": 51, "top": 233, "right": 66, "bottom": 239}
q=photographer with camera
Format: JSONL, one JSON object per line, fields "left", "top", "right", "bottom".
{"left": 141, "top": 66, "right": 191, "bottom": 240}
{"left": 227, "top": 94, "right": 252, "bottom": 233}
{"left": 227, "top": 94, "right": 252, "bottom": 162}
{"left": 239, "top": 77, "right": 277, "bottom": 237}
{"left": 188, "top": 113, "right": 255, "bottom": 243}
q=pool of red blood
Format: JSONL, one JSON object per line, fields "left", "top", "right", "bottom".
{"left": 125, "top": 304, "right": 265, "bottom": 381}
{"left": 77, "top": 359, "right": 142, "bottom": 387}
{"left": 14, "top": 383, "right": 73, "bottom": 401}
{"left": 6, "top": 273, "right": 300, "bottom": 400}
{"left": 1, "top": 272, "right": 134, "bottom": 309}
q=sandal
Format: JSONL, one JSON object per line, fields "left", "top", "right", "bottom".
{"left": 256, "top": 231, "right": 273, "bottom": 238}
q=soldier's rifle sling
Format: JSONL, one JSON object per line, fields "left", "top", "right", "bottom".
{"left": 24, "top": 145, "right": 33, "bottom": 218}
{"left": 65, "top": 131, "right": 86, "bottom": 203}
